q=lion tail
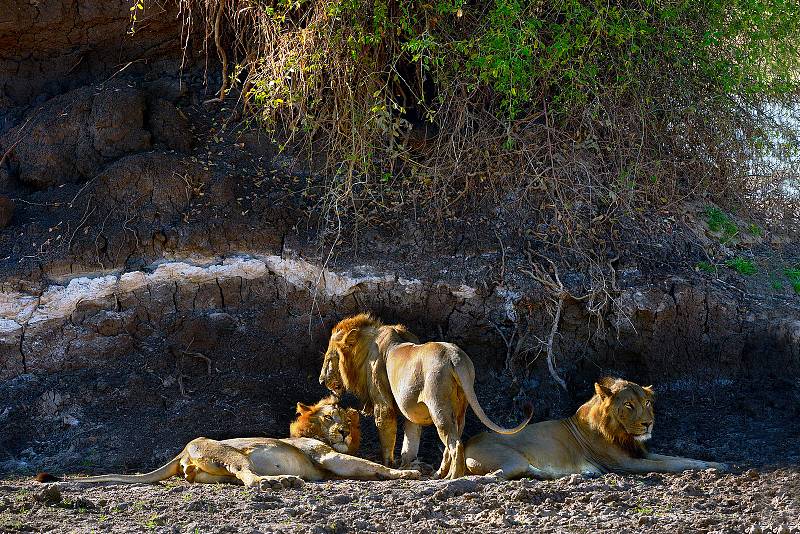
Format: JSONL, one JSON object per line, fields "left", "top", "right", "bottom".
{"left": 73, "top": 456, "right": 182, "bottom": 485}
{"left": 451, "top": 350, "right": 531, "bottom": 435}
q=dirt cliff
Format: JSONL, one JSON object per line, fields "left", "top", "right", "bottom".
{"left": 0, "top": 0, "right": 798, "bottom": 487}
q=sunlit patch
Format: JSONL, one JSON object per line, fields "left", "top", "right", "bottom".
{"left": 634, "top": 432, "right": 652, "bottom": 442}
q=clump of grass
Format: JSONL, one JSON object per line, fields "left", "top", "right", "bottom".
{"left": 746, "top": 223, "right": 763, "bottom": 237}
{"left": 725, "top": 257, "right": 757, "bottom": 275}
{"left": 696, "top": 261, "right": 716, "bottom": 273}
{"left": 784, "top": 268, "right": 800, "bottom": 294}
{"left": 706, "top": 208, "right": 738, "bottom": 242}
{"left": 144, "top": 514, "right": 164, "bottom": 529}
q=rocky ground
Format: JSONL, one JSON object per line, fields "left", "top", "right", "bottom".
{"left": 2, "top": 376, "right": 800, "bottom": 533}
{"left": 2, "top": 3, "right": 799, "bottom": 533}
{"left": 1, "top": 467, "right": 798, "bottom": 533}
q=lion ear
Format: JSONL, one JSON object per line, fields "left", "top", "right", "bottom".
{"left": 296, "top": 402, "right": 311, "bottom": 415}
{"left": 594, "top": 382, "right": 613, "bottom": 399}
{"left": 643, "top": 385, "right": 655, "bottom": 396}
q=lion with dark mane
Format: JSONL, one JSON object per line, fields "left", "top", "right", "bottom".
{"left": 319, "top": 313, "right": 530, "bottom": 479}
{"left": 465, "top": 377, "right": 727, "bottom": 479}
{"left": 36, "top": 396, "right": 417, "bottom": 489}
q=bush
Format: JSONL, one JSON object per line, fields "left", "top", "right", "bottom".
{"left": 182, "top": 0, "right": 800, "bottom": 244}
{"left": 725, "top": 257, "right": 757, "bottom": 275}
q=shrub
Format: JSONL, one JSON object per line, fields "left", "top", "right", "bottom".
{"left": 785, "top": 268, "right": 800, "bottom": 294}
{"left": 179, "top": 0, "right": 800, "bottom": 247}
{"left": 705, "top": 208, "right": 738, "bottom": 241}
{"left": 725, "top": 257, "right": 757, "bottom": 275}
{"left": 696, "top": 261, "right": 716, "bottom": 273}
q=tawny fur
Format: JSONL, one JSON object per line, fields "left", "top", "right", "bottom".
{"left": 35, "top": 396, "right": 414, "bottom": 487}
{"left": 320, "top": 313, "right": 530, "bottom": 479}
{"left": 290, "top": 395, "right": 361, "bottom": 454}
{"left": 465, "top": 377, "right": 726, "bottom": 480}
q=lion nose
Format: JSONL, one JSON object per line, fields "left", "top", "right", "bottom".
{"left": 642, "top": 421, "right": 653, "bottom": 428}
{"left": 339, "top": 428, "right": 349, "bottom": 438}
{"left": 319, "top": 375, "right": 325, "bottom": 385}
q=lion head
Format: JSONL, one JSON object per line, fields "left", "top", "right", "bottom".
{"left": 579, "top": 377, "right": 655, "bottom": 456}
{"left": 289, "top": 396, "right": 361, "bottom": 454}
{"left": 319, "top": 313, "right": 383, "bottom": 400}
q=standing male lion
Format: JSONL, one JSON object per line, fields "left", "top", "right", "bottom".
{"left": 319, "top": 313, "right": 530, "bottom": 479}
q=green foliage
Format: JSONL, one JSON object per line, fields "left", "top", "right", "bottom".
{"left": 206, "top": 0, "right": 800, "bottom": 238}
{"left": 144, "top": 514, "right": 164, "bottom": 529}
{"left": 785, "top": 267, "right": 800, "bottom": 293}
{"left": 128, "top": 0, "right": 144, "bottom": 35}
{"left": 725, "top": 257, "right": 757, "bottom": 275}
{"left": 706, "top": 208, "right": 738, "bottom": 241}
{"left": 696, "top": 261, "right": 716, "bottom": 273}
{"left": 746, "top": 223, "right": 764, "bottom": 237}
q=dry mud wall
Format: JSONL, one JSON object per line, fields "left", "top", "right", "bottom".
{"left": 1, "top": 0, "right": 799, "bottom": 475}
{"left": 1, "top": 249, "right": 799, "bottom": 472}
{"left": 3, "top": 252, "right": 799, "bottom": 384}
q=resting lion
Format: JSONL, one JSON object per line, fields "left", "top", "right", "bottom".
{"left": 465, "top": 377, "right": 727, "bottom": 480}
{"left": 36, "top": 396, "right": 418, "bottom": 489}
{"left": 319, "top": 313, "right": 530, "bottom": 480}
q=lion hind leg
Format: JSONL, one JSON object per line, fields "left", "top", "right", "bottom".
{"left": 486, "top": 452, "right": 535, "bottom": 481}
{"left": 184, "top": 439, "right": 276, "bottom": 489}
{"left": 430, "top": 409, "right": 465, "bottom": 479}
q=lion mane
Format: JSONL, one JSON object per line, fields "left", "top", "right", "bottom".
{"left": 329, "top": 312, "right": 418, "bottom": 412}
{"left": 289, "top": 395, "right": 361, "bottom": 454}
{"left": 575, "top": 377, "right": 650, "bottom": 458}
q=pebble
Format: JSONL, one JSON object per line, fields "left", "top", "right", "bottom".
{"left": 34, "top": 484, "right": 62, "bottom": 504}
{"left": 331, "top": 494, "right": 352, "bottom": 504}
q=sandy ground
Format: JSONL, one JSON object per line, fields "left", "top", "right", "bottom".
{"left": 1, "top": 467, "right": 798, "bottom": 533}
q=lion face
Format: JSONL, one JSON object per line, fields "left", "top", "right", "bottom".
{"left": 290, "top": 396, "right": 360, "bottom": 454}
{"left": 319, "top": 346, "right": 343, "bottom": 396}
{"left": 595, "top": 380, "right": 655, "bottom": 442}
{"left": 319, "top": 329, "right": 352, "bottom": 397}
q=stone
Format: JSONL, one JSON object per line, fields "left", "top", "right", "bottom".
{"left": 0, "top": 196, "right": 13, "bottom": 227}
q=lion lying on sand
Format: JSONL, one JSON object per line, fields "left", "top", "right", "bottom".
{"left": 465, "top": 377, "right": 727, "bottom": 479}
{"left": 319, "top": 313, "right": 530, "bottom": 479}
{"left": 37, "top": 396, "right": 418, "bottom": 489}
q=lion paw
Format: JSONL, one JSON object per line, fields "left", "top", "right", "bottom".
{"left": 258, "top": 475, "right": 305, "bottom": 491}
{"left": 391, "top": 469, "right": 421, "bottom": 480}
{"left": 706, "top": 462, "right": 729, "bottom": 472}
{"left": 402, "top": 460, "right": 434, "bottom": 474}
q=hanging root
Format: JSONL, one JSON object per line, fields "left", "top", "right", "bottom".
{"left": 524, "top": 259, "right": 569, "bottom": 391}
{"left": 204, "top": 0, "right": 228, "bottom": 104}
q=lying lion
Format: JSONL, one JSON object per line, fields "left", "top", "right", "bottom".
{"left": 465, "top": 377, "right": 727, "bottom": 479}
{"left": 36, "top": 396, "right": 418, "bottom": 489}
{"left": 319, "top": 313, "right": 530, "bottom": 479}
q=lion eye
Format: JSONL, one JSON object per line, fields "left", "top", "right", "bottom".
{"left": 645, "top": 400, "right": 652, "bottom": 407}
{"left": 625, "top": 402, "right": 634, "bottom": 410}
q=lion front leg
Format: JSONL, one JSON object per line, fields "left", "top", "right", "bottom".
{"left": 400, "top": 421, "right": 422, "bottom": 468}
{"left": 374, "top": 404, "right": 397, "bottom": 466}
{"left": 315, "top": 451, "right": 420, "bottom": 480}
{"left": 643, "top": 454, "right": 728, "bottom": 473}
{"left": 618, "top": 454, "right": 726, "bottom": 474}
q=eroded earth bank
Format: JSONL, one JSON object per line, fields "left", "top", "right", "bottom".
{"left": 1, "top": 2, "right": 799, "bottom": 533}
